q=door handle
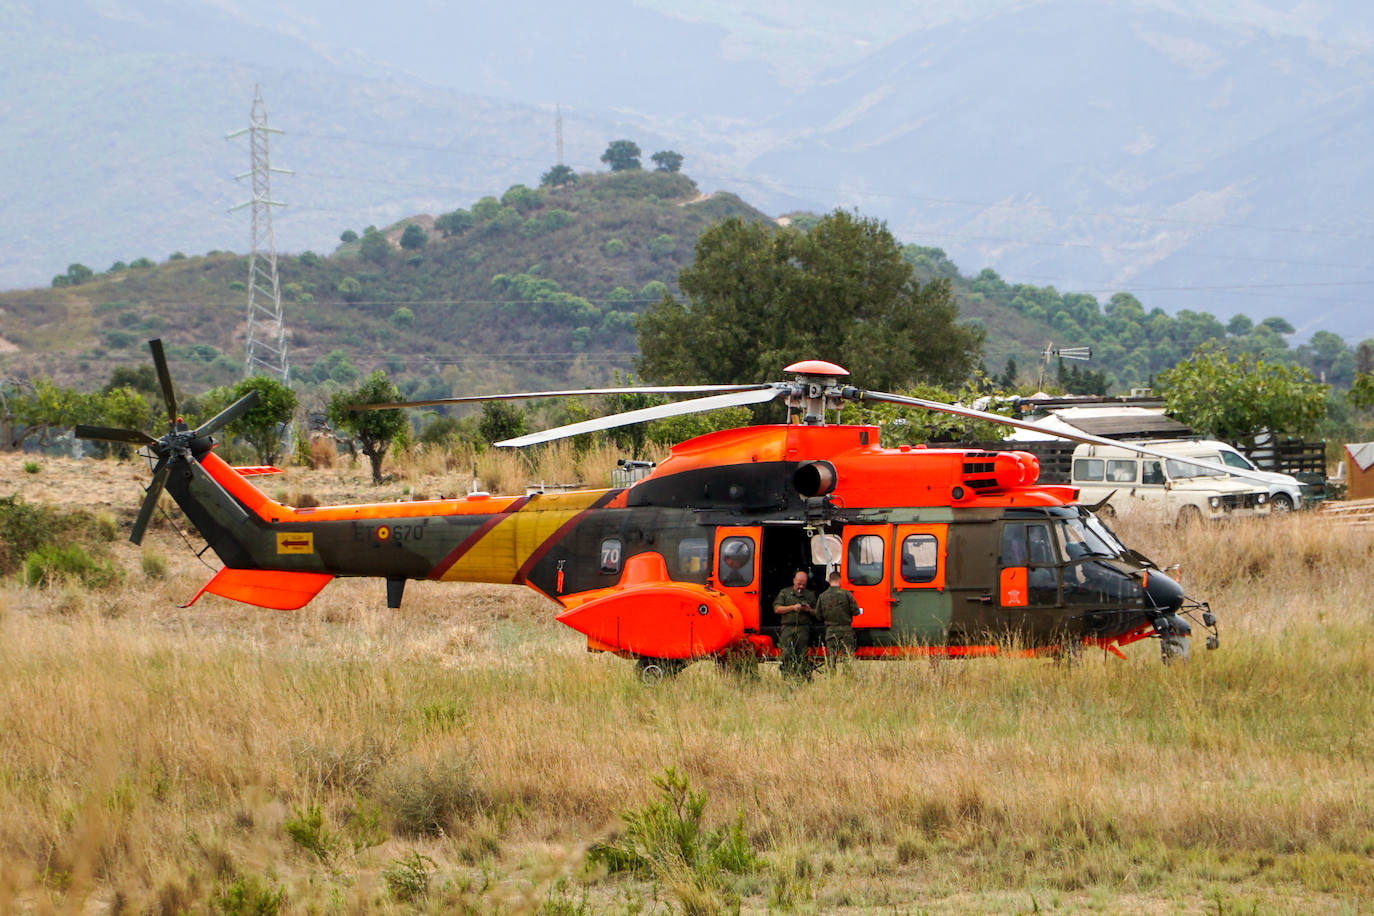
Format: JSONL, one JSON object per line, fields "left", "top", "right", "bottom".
{"left": 965, "top": 595, "right": 993, "bottom": 605}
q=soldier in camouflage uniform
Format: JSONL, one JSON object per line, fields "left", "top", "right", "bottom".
{"left": 816, "top": 570, "right": 861, "bottom": 672}
{"left": 773, "top": 570, "right": 818, "bottom": 680}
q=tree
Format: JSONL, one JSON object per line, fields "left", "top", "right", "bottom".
{"left": 203, "top": 377, "right": 298, "bottom": 465}
{"left": 540, "top": 164, "right": 577, "bottom": 188}
{"left": 399, "top": 224, "right": 428, "bottom": 251}
{"left": 340, "top": 229, "right": 358, "bottom": 243}
{"left": 600, "top": 140, "right": 642, "bottom": 172}
{"left": 650, "top": 150, "right": 684, "bottom": 173}
{"left": 434, "top": 209, "right": 473, "bottom": 236}
{"left": 1158, "top": 344, "right": 1328, "bottom": 443}
{"left": 477, "top": 401, "right": 526, "bottom": 446}
{"left": 336, "top": 276, "right": 364, "bottom": 303}
{"left": 636, "top": 211, "right": 983, "bottom": 391}
{"left": 328, "top": 371, "right": 407, "bottom": 485}
{"left": 359, "top": 227, "right": 390, "bottom": 264}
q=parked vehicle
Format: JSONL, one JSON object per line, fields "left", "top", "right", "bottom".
{"left": 1071, "top": 441, "right": 1270, "bottom": 523}
{"left": 1167, "top": 440, "right": 1307, "bottom": 511}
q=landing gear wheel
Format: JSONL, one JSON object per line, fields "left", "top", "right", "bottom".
{"left": 1160, "top": 635, "right": 1190, "bottom": 664}
{"left": 1270, "top": 493, "right": 1295, "bottom": 512}
{"left": 636, "top": 657, "right": 686, "bottom": 685}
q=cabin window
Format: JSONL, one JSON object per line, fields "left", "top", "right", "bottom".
{"left": 716, "top": 536, "right": 755, "bottom": 587}
{"left": 1107, "top": 459, "right": 1137, "bottom": 483}
{"left": 599, "top": 538, "right": 622, "bottom": 575}
{"left": 1073, "top": 458, "right": 1104, "bottom": 482}
{"left": 1142, "top": 460, "right": 1164, "bottom": 485}
{"left": 900, "top": 534, "right": 938, "bottom": 584}
{"left": 847, "top": 534, "right": 885, "bottom": 586}
{"left": 678, "top": 537, "right": 709, "bottom": 579}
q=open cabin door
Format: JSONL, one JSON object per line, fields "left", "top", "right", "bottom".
{"left": 841, "top": 525, "right": 893, "bottom": 629}
{"left": 712, "top": 527, "right": 761, "bottom": 631}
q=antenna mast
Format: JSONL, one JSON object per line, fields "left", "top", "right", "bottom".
{"left": 555, "top": 103, "right": 564, "bottom": 165}
{"left": 227, "top": 85, "right": 293, "bottom": 382}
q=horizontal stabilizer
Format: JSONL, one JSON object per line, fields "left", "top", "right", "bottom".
{"left": 183, "top": 568, "right": 333, "bottom": 610}
{"left": 232, "top": 465, "right": 285, "bottom": 477}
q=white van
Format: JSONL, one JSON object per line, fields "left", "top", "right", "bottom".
{"left": 1167, "top": 440, "right": 1306, "bottom": 511}
{"left": 1070, "top": 441, "right": 1270, "bottom": 523}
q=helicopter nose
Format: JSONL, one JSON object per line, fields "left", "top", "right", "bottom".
{"left": 1143, "top": 568, "right": 1184, "bottom": 612}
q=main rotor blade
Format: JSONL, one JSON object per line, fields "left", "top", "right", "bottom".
{"left": 346, "top": 384, "right": 774, "bottom": 412}
{"left": 497, "top": 387, "right": 783, "bottom": 448}
{"left": 856, "top": 390, "right": 1274, "bottom": 484}
{"left": 193, "top": 390, "right": 261, "bottom": 439}
{"left": 148, "top": 338, "right": 177, "bottom": 423}
{"left": 130, "top": 460, "right": 171, "bottom": 545}
{"left": 74, "top": 425, "right": 156, "bottom": 446}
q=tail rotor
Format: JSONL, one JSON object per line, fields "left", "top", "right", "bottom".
{"left": 74, "top": 338, "right": 258, "bottom": 544}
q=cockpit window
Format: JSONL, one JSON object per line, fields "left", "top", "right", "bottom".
{"left": 1062, "top": 514, "right": 1125, "bottom": 559}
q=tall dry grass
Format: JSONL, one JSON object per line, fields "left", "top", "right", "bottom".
{"left": 1, "top": 512, "right": 1372, "bottom": 912}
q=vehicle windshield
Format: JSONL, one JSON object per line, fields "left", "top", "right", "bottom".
{"left": 1058, "top": 514, "right": 1126, "bottom": 559}
{"left": 1219, "top": 450, "right": 1256, "bottom": 471}
{"left": 1166, "top": 457, "right": 1226, "bottom": 479}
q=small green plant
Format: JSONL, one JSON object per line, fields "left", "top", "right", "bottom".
{"left": 590, "top": 768, "right": 757, "bottom": 877}
{"left": 344, "top": 793, "right": 388, "bottom": 851}
{"left": 22, "top": 461, "right": 39, "bottom": 474}
{"left": 381, "top": 850, "right": 435, "bottom": 903}
{"left": 284, "top": 802, "right": 339, "bottom": 863}
{"left": 213, "top": 873, "right": 286, "bottom": 915}
{"left": 141, "top": 551, "right": 168, "bottom": 579}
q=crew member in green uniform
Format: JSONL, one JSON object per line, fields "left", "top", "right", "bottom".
{"left": 773, "top": 570, "right": 818, "bottom": 680}
{"left": 816, "top": 570, "right": 861, "bottom": 672}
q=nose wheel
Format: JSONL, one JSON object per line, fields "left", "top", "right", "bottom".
{"left": 636, "top": 656, "right": 686, "bottom": 684}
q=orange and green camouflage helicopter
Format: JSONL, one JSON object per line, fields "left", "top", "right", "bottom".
{"left": 78, "top": 340, "right": 1245, "bottom": 678}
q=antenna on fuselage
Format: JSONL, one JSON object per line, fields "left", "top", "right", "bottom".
{"left": 783, "top": 360, "right": 849, "bottom": 425}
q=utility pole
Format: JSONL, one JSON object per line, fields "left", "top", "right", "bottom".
{"left": 227, "top": 85, "right": 292, "bottom": 383}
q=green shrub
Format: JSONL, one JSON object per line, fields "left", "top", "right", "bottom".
{"left": 141, "top": 551, "right": 168, "bottom": 579}
{"left": 22, "top": 543, "right": 121, "bottom": 589}
{"left": 381, "top": 850, "right": 435, "bottom": 903}
{"left": 212, "top": 874, "right": 286, "bottom": 916}
{"left": 588, "top": 767, "right": 758, "bottom": 877}
{"left": 22, "top": 462, "right": 39, "bottom": 474}
{"left": 376, "top": 757, "right": 485, "bottom": 837}
{"left": 283, "top": 802, "right": 339, "bottom": 863}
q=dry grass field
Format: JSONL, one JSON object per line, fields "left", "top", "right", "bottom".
{"left": 1, "top": 451, "right": 1372, "bottom": 914}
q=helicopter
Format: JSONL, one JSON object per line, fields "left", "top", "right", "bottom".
{"left": 76, "top": 340, "right": 1244, "bottom": 677}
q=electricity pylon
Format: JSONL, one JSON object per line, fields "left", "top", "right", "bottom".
{"left": 227, "top": 85, "right": 293, "bottom": 383}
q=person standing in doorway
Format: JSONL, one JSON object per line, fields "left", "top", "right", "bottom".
{"left": 816, "top": 570, "right": 860, "bottom": 672}
{"left": 774, "top": 570, "right": 817, "bottom": 680}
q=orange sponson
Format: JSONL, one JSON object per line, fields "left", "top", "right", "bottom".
{"left": 555, "top": 552, "right": 743, "bottom": 659}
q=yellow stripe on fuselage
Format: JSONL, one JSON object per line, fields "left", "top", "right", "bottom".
{"left": 438, "top": 489, "right": 609, "bottom": 583}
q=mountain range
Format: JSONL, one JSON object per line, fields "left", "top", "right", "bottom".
{"left": 3, "top": 0, "right": 1372, "bottom": 340}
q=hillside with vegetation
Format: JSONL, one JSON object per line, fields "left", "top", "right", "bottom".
{"left": 3, "top": 161, "right": 1372, "bottom": 451}
{"left": 0, "top": 169, "right": 766, "bottom": 407}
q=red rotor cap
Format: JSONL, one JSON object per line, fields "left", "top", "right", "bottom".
{"left": 784, "top": 360, "right": 849, "bottom": 377}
